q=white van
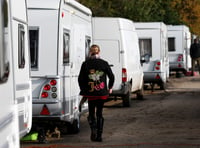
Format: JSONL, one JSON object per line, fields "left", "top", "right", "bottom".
{"left": 92, "top": 17, "right": 144, "bottom": 107}
{"left": 167, "top": 25, "right": 191, "bottom": 74}
{"left": 27, "top": 0, "right": 92, "bottom": 134}
{"left": 135, "top": 22, "right": 169, "bottom": 90}
{"left": 0, "top": 0, "right": 31, "bottom": 146}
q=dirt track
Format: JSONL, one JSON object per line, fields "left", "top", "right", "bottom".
{"left": 21, "top": 75, "right": 200, "bottom": 148}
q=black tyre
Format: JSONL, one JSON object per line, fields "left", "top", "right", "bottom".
{"left": 59, "top": 122, "right": 68, "bottom": 135}
{"left": 136, "top": 87, "right": 144, "bottom": 100}
{"left": 69, "top": 119, "right": 80, "bottom": 134}
{"left": 160, "top": 82, "right": 166, "bottom": 90}
{"left": 122, "top": 91, "right": 131, "bottom": 107}
{"left": 38, "top": 129, "right": 47, "bottom": 143}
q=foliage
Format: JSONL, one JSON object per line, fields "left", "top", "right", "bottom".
{"left": 78, "top": 0, "right": 200, "bottom": 35}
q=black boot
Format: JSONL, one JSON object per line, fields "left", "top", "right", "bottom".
{"left": 95, "top": 117, "right": 104, "bottom": 142}
{"left": 87, "top": 116, "right": 97, "bottom": 141}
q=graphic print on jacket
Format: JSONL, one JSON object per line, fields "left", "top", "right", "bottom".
{"left": 88, "top": 69, "right": 105, "bottom": 92}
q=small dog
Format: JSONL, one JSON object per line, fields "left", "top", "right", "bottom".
{"left": 46, "top": 127, "right": 60, "bottom": 139}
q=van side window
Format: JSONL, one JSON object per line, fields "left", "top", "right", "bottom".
{"left": 184, "top": 33, "right": 187, "bottom": 50}
{"left": 0, "top": 0, "right": 9, "bottom": 83}
{"left": 85, "top": 36, "right": 91, "bottom": 59}
{"left": 139, "top": 39, "right": 152, "bottom": 57}
{"left": 29, "top": 28, "right": 39, "bottom": 69}
{"left": 18, "top": 24, "right": 25, "bottom": 68}
{"left": 63, "top": 31, "right": 70, "bottom": 64}
{"left": 168, "top": 37, "right": 175, "bottom": 52}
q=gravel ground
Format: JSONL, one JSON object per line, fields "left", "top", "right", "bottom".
{"left": 21, "top": 75, "right": 200, "bottom": 148}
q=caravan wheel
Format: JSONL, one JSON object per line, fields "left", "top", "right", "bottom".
{"left": 160, "top": 82, "right": 166, "bottom": 90}
{"left": 69, "top": 119, "right": 80, "bottom": 134}
{"left": 59, "top": 122, "right": 68, "bottom": 135}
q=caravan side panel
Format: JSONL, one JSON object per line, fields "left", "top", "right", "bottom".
{"left": 0, "top": 0, "right": 19, "bottom": 147}
{"left": 28, "top": 0, "right": 92, "bottom": 133}
{"left": 11, "top": 0, "right": 32, "bottom": 137}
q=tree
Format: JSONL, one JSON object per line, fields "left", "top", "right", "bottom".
{"left": 171, "top": 0, "right": 200, "bottom": 35}
{"left": 78, "top": 0, "right": 200, "bottom": 35}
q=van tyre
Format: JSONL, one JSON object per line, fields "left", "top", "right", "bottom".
{"left": 136, "top": 87, "right": 144, "bottom": 100}
{"left": 123, "top": 91, "right": 131, "bottom": 107}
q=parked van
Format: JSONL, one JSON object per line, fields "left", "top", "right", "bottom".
{"left": 167, "top": 25, "right": 191, "bottom": 74}
{"left": 135, "top": 22, "right": 169, "bottom": 90}
{"left": 0, "top": 0, "right": 31, "bottom": 146}
{"left": 92, "top": 17, "right": 144, "bottom": 107}
{"left": 27, "top": 0, "right": 92, "bottom": 134}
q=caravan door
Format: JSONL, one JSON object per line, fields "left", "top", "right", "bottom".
{"left": 11, "top": 0, "right": 32, "bottom": 137}
{"left": 61, "top": 13, "right": 90, "bottom": 122}
{"left": 62, "top": 28, "right": 72, "bottom": 119}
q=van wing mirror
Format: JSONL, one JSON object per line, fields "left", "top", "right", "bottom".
{"left": 141, "top": 54, "right": 150, "bottom": 64}
{"left": 109, "top": 64, "right": 114, "bottom": 67}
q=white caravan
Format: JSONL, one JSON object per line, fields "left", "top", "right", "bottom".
{"left": 0, "top": 0, "right": 31, "bottom": 147}
{"left": 167, "top": 25, "right": 191, "bottom": 74}
{"left": 11, "top": 0, "right": 32, "bottom": 138}
{"left": 92, "top": 17, "right": 144, "bottom": 107}
{"left": 0, "top": 0, "right": 19, "bottom": 147}
{"left": 135, "top": 22, "right": 169, "bottom": 90}
{"left": 27, "top": 0, "right": 92, "bottom": 134}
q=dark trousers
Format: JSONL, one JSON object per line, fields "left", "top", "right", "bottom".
{"left": 88, "top": 99, "right": 104, "bottom": 119}
{"left": 88, "top": 99, "right": 105, "bottom": 141}
{"left": 192, "top": 57, "right": 200, "bottom": 74}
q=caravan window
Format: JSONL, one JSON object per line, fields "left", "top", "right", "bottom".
{"left": 168, "top": 37, "right": 175, "bottom": 51}
{"left": 0, "top": 0, "right": 9, "bottom": 83}
{"left": 85, "top": 36, "right": 91, "bottom": 59}
{"left": 139, "top": 38, "right": 152, "bottom": 57}
{"left": 18, "top": 24, "right": 25, "bottom": 68}
{"left": 29, "top": 28, "right": 39, "bottom": 69}
{"left": 63, "top": 30, "right": 70, "bottom": 64}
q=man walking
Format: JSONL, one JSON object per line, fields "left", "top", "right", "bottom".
{"left": 190, "top": 38, "right": 200, "bottom": 75}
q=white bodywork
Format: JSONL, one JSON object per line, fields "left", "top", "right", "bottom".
{"left": 27, "top": 0, "right": 92, "bottom": 133}
{"left": 0, "top": 0, "right": 31, "bottom": 147}
{"left": 167, "top": 25, "right": 191, "bottom": 73}
{"left": 92, "top": 17, "right": 144, "bottom": 106}
{"left": 0, "top": 1, "right": 19, "bottom": 147}
{"left": 11, "top": 0, "right": 32, "bottom": 138}
{"left": 135, "top": 22, "right": 169, "bottom": 89}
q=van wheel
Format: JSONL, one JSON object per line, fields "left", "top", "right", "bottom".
{"left": 122, "top": 91, "right": 131, "bottom": 107}
{"left": 136, "top": 87, "right": 144, "bottom": 100}
{"left": 137, "top": 81, "right": 144, "bottom": 100}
